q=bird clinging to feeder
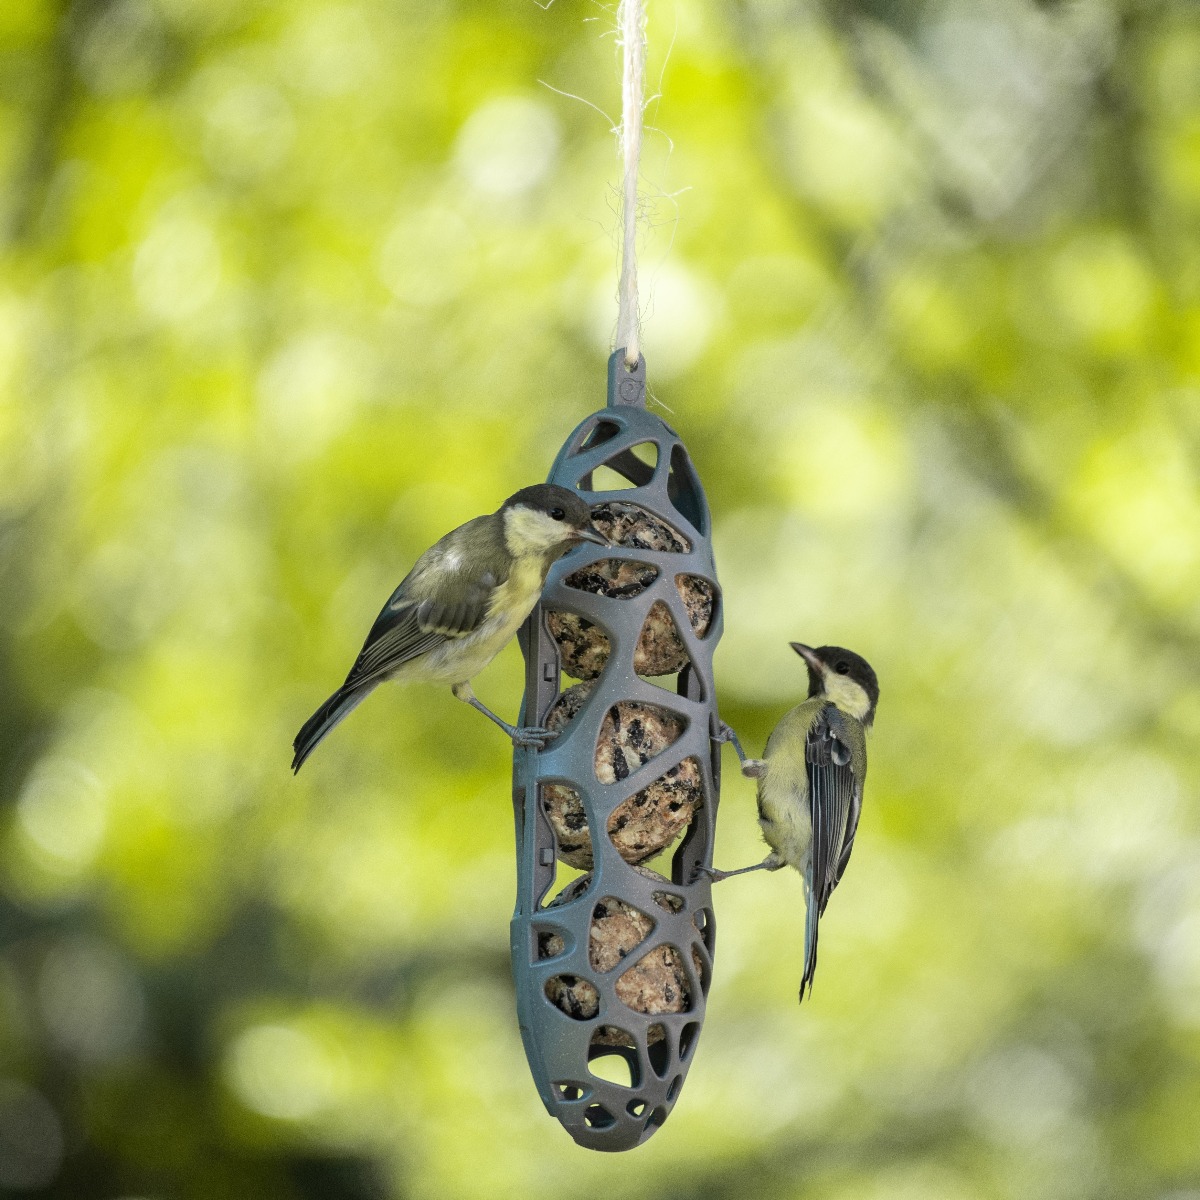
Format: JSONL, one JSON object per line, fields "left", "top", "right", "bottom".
{"left": 705, "top": 644, "right": 880, "bottom": 1000}
{"left": 292, "top": 484, "right": 608, "bottom": 771}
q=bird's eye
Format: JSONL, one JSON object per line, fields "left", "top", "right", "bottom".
{"left": 835, "top": 661, "right": 850, "bottom": 675}
{"left": 549, "top": 507, "right": 565, "bottom": 520}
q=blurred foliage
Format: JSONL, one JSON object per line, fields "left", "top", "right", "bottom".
{"left": 2, "top": 0, "right": 1200, "bottom": 1196}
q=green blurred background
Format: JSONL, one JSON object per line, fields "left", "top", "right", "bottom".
{"left": 3, "top": 0, "right": 1200, "bottom": 1195}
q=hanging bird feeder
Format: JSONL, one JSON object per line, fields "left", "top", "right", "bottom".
{"left": 510, "top": 349, "right": 723, "bottom": 1150}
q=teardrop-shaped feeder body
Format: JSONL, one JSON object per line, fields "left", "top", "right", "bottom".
{"left": 511, "top": 352, "right": 722, "bottom": 1151}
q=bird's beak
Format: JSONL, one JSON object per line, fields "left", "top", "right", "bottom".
{"left": 790, "top": 642, "right": 824, "bottom": 675}
{"left": 572, "top": 525, "right": 611, "bottom": 547}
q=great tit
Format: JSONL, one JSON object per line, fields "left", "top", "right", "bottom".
{"left": 709, "top": 643, "right": 880, "bottom": 1000}
{"left": 292, "top": 483, "right": 607, "bottom": 771}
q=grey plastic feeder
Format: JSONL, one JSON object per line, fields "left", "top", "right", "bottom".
{"left": 510, "top": 351, "right": 723, "bottom": 1151}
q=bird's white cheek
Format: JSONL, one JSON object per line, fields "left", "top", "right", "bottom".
{"left": 823, "top": 675, "right": 871, "bottom": 721}
{"left": 503, "top": 507, "right": 563, "bottom": 556}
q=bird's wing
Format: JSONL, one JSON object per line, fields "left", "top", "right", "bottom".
{"left": 826, "top": 706, "right": 867, "bottom": 887}
{"left": 806, "top": 704, "right": 865, "bottom": 918}
{"left": 340, "top": 517, "right": 508, "bottom": 690}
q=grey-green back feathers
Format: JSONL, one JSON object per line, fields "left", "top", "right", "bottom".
{"left": 340, "top": 512, "right": 512, "bottom": 692}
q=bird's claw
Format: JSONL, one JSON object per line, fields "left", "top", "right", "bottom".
{"left": 714, "top": 721, "right": 738, "bottom": 746}
{"left": 512, "top": 725, "right": 558, "bottom": 750}
{"left": 689, "top": 864, "right": 728, "bottom": 885}
{"left": 714, "top": 720, "right": 758, "bottom": 770}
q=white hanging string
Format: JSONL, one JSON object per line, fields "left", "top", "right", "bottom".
{"left": 615, "top": 0, "right": 646, "bottom": 368}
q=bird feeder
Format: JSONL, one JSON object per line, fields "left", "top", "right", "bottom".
{"left": 511, "top": 351, "right": 722, "bottom": 1151}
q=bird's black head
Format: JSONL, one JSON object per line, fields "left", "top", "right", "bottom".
{"left": 500, "top": 484, "right": 608, "bottom": 555}
{"left": 503, "top": 483, "right": 592, "bottom": 527}
{"left": 792, "top": 643, "right": 880, "bottom": 725}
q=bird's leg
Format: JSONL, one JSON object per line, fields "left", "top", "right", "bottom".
{"left": 451, "top": 682, "right": 558, "bottom": 749}
{"left": 693, "top": 856, "right": 782, "bottom": 884}
{"left": 713, "top": 721, "right": 767, "bottom": 778}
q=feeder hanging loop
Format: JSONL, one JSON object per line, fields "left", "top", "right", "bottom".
{"left": 609, "top": 351, "right": 646, "bottom": 408}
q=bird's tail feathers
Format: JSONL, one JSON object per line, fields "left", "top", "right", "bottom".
{"left": 292, "top": 685, "right": 374, "bottom": 773}
{"left": 799, "top": 883, "right": 820, "bottom": 1003}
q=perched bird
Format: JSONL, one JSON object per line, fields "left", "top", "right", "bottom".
{"left": 708, "top": 643, "right": 880, "bottom": 1001}
{"left": 292, "top": 483, "right": 608, "bottom": 772}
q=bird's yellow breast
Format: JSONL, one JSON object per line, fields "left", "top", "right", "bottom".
{"left": 486, "top": 554, "right": 547, "bottom": 636}
{"left": 755, "top": 700, "right": 823, "bottom": 869}
{"left": 757, "top": 761, "right": 813, "bottom": 867}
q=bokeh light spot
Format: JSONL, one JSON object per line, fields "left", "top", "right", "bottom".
{"left": 16, "top": 758, "right": 107, "bottom": 869}
{"left": 198, "top": 72, "right": 295, "bottom": 179}
{"left": 257, "top": 331, "right": 374, "bottom": 459}
{"left": 454, "top": 96, "right": 561, "bottom": 197}
{"left": 282, "top": 5, "right": 378, "bottom": 97}
{"left": 226, "top": 1025, "right": 338, "bottom": 1120}
{"left": 133, "top": 210, "right": 222, "bottom": 323}
{"left": 1049, "top": 232, "right": 1157, "bottom": 351}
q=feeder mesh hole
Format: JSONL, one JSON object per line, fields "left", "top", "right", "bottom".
{"left": 616, "top": 945, "right": 693, "bottom": 1015}
{"left": 588, "top": 1032, "right": 640, "bottom": 1089}
{"left": 563, "top": 558, "right": 657, "bottom": 599}
{"left": 589, "top": 501, "right": 690, "bottom": 554}
{"left": 634, "top": 601, "right": 693, "bottom": 680}
{"left": 545, "top": 614, "right": 612, "bottom": 683}
{"left": 589, "top": 898, "right": 654, "bottom": 972}
{"left": 667, "top": 445, "right": 705, "bottom": 532}
{"left": 647, "top": 1029, "right": 670, "bottom": 1079}
{"left": 584, "top": 442, "right": 658, "bottom": 492}
{"left": 692, "top": 944, "right": 711, "bottom": 996}
{"left": 594, "top": 698, "right": 686, "bottom": 786}
{"left": 536, "top": 928, "right": 568, "bottom": 961}
{"left": 674, "top": 574, "right": 715, "bottom": 639}
{"left": 679, "top": 1022, "right": 700, "bottom": 1060}
{"left": 540, "top": 779, "right": 594, "bottom": 870}
{"left": 607, "top": 757, "right": 701, "bottom": 868}
{"left": 579, "top": 419, "right": 621, "bottom": 451}
{"left": 544, "top": 974, "right": 598, "bottom": 1021}
{"left": 584, "top": 1104, "right": 615, "bottom": 1130}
